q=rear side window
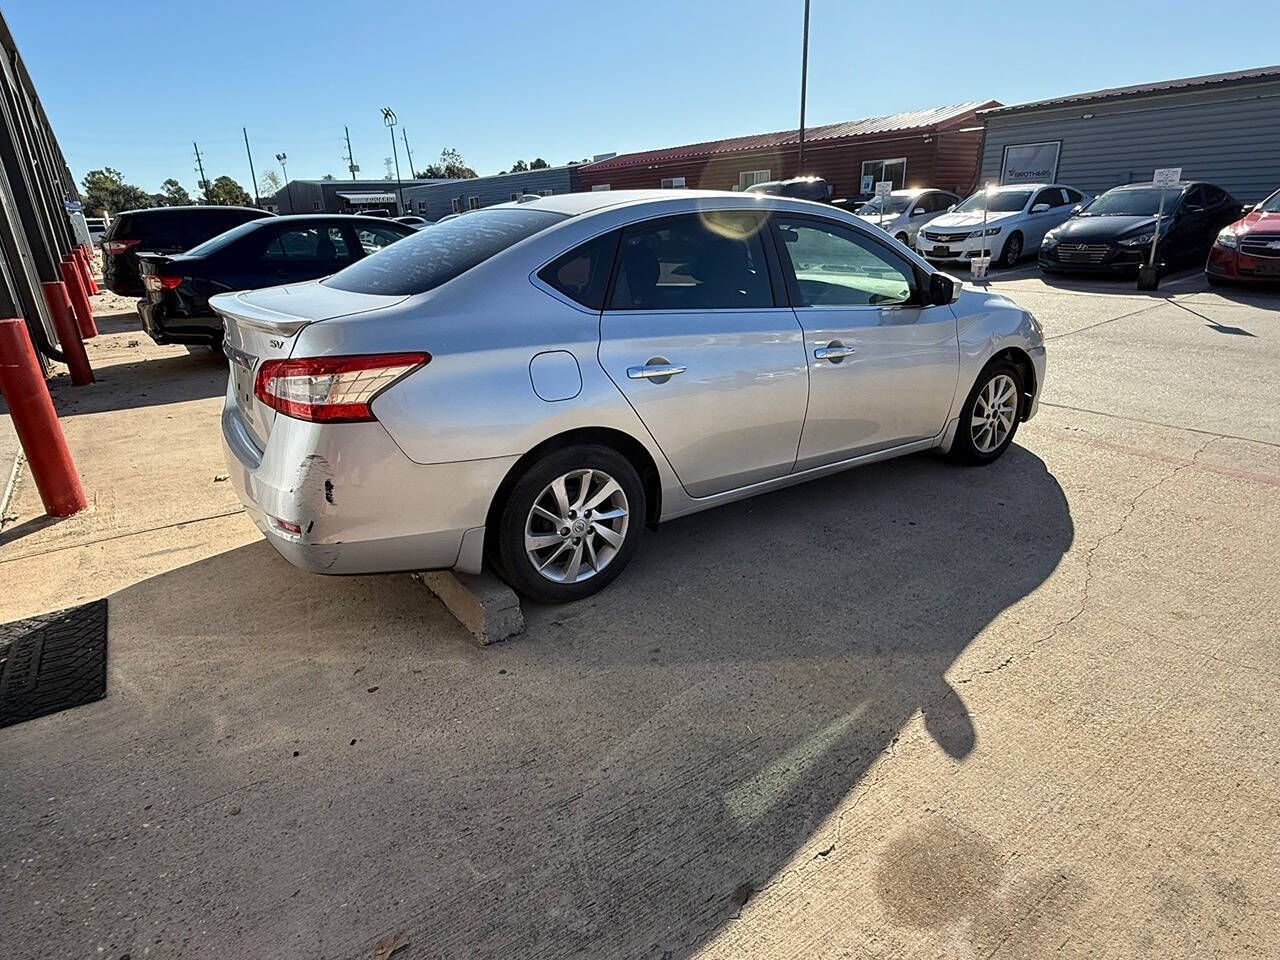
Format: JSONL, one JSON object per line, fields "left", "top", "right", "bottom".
{"left": 608, "top": 212, "right": 773, "bottom": 311}
{"left": 537, "top": 231, "right": 620, "bottom": 310}
{"left": 324, "top": 209, "right": 567, "bottom": 296}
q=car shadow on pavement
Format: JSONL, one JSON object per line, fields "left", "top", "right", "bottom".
{"left": 1, "top": 446, "right": 1072, "bottom": 959}
{"left": 40, "top": 350, "right": 227, "bottom": 418}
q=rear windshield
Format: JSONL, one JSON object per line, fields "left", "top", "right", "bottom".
{"left": 323, "top": 208, "right": 567, "bottom": 296}
{"left": 184, "top": 219, "right": 267, "bottom": 257}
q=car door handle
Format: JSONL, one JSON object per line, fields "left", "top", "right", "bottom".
{"left": 814, "top": 343, "right": 856, "bottom": 361}
{"left": 627, "top": 362, "right": 686, "bottom": 381}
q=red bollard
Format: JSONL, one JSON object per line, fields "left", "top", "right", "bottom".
{"left": 59, "top": 257, "right": 97, "bottom": 339}
{"left": 0, "top": 317, "right": 87, "bottom": 517}
{"left": 75, "top": 246, "right": 99, "bottom": 294}
{"left": 40, "top": 281, "right": 93, "bottom": 386}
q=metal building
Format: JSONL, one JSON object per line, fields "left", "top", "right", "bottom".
{"left": 400, "top": 164, "right": 582, "bottom": 221}
{"left": 266, "top": 177, "right": 457, "bottom": 216}
{"left": 979, "top": 65, "right": 1280, "bottom": 202}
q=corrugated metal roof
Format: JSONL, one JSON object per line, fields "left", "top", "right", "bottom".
{"left": 581, "top": 101, "right": 998, "bottom": 172}
{"left": 982, "top": 65, "right": 1280, "bottom": 116}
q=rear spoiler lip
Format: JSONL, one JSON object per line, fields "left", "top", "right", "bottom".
{"left": 210, "top": 290, "right": 312, "bottom": 336}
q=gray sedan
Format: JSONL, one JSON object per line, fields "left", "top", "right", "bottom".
{"left": 214, "top": 190, "right": 1045, "bottom": 603}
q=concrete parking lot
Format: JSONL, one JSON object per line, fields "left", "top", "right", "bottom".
{"left": 1, "top": 268, "right": 1277, "bottom": 959}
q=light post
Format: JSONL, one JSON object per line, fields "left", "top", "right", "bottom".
{"left": 382, "top": 107, "right": 405, "bottom": 215}
{"left": 275, "top": 152, "right": 293, "bottom": 212}
{"left": 797, "top": 0, "right": 811, "bottom": 176}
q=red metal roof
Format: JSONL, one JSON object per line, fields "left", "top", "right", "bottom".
{"left": 982, "top": 64, "right": 1280, "bottom": 116}
{"left": 582, "top": 101, "right": 999, "bottom": 172}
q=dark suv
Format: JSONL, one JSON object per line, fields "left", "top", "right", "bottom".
{"left": 101, "top": 205, "right": 273, "bottom": 296}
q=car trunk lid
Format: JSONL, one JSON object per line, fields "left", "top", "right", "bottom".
{"left": 212, "top": 282, "right": 407, "bottom": 450}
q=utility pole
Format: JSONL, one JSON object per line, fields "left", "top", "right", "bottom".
{"left": 797, "top": 0, "right": 810, "bottom": 176}
{"left": 193, "top": 141, "right": 210, "bottom": 202}
{"left": 276, "top": 152, "right": 293, "bottom": 212}
{"left": 381, "top": 107, "right": 404, "bottom": 214}
{"left": 401, "top": 128, "right": 416, "bottom": 179}
{"left": 243, "top": 127, "right": 259, "bottom": 206}
{"left": 343, "top": 125, "right": 359, "bottom": 180}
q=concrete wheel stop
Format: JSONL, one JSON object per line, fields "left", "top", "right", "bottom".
{"left": 412, "top": 569, "right": 524, "bottom": 646}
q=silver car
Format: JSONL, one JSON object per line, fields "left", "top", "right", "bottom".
{"left": 854, "top": 188, "right": 961, "bottom": 247}
{"left": 215, "top": 190, "right": 1045, "bottom": 603}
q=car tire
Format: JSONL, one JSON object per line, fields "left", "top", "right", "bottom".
{"left": 495, "top": 443, "right": 646, "bottom": 603}
{"left": 999, "top": 233, "right": 1023, "bottom": 268}
{"left": 895, "top": 232, "right": 910, "bottom": 246}
{"left": 949, "top": 362, "right": 1025, "bottom": 465}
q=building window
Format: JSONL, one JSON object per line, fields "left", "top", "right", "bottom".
{"left": 738, "top": 169, "right": 771, "bottom": 190}
{"left": 312, "top": 200, "right": 322, "bottom": 211}
{"left": 451, "top": 198, "right": 463, "bottom": 213}
{"left": 591, "top": 184, "right": 611, "bottom": 191}
{"left": 511, "top": 193, "right": 521, "bottom": 202}
{"left": 539, "top": 189, "right": 553, "bottom": 197}
{"left": 660, "top": 177, "right": 687, "bottom": 189}
{"left": 417, "top": 200, "right": 428, "bottom": 214}
{"left": 467, "top": 196, "right": 480, "bottom": 210}
{"left": 860, "top": 158, "right": 907, "bottom": 191}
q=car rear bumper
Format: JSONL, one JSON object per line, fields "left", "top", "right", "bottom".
{"left": 220, "top": 387, "right": 516, "bottom": 576}
{"left": 137, "top": 298, "right": 223, "bottom": 345}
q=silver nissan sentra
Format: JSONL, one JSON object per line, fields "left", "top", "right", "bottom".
{"left": 214, "top": 190, "right": 1045, "bottom": 603}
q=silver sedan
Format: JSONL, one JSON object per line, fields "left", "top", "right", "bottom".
{"left": 214, "top": 190, "right": 1045, "bottom": 603}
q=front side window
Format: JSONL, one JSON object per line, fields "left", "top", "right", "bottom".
{"left": 538, "top": 231, "right": 621, "bottom": 310}
{"left": 324, "top": 208, "right": 567, "bottom": 296}
{"left": 1032, "top": 188, "right": 1067, "bottom": 209}
{"left": 775, "top": 217, "right": 914, "bottom": 307}
{"left": 608, "top": 212, "right": 772, "bottom": 311}
{"left": 355, "top": 223, "right": 408, "bottom": 255}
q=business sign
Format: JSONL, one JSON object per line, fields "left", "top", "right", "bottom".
{"left": 1152, "top": 167, "right": 1182, "bottom": 187}
{"left": 1000, "top": 141, "right": 1061, "bottom": 184}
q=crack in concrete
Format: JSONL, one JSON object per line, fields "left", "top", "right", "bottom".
{"left": 955, "top": 433, "right": 1222, "bottom": 686}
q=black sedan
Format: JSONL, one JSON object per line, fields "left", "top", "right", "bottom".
{"left": 136, "top": 215, "right": 414, "bottom": 346}
{"left": 1039, "top": 181, "right": 1240, "bottom": 277}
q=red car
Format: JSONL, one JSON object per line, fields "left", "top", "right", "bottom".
{"left": 1206, "top": 187, "right": 1280, "bottom": 283}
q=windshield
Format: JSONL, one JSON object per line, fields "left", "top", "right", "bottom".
{"left": 1081, "top": 187, "right": 1180, "bottom": 217}
{"left": 954, "top": 190, "right": 1033, "bottom": 214}
{"left": 1259, "top": 189, "right": 1280, "bottom": 214}
{"left": 858, "top": 196, "right": 911, "bottom": 217}
{"left": 183, "top": 220, "right": 265, "bottom": 257}
{"left": 324, "top": 208, "right": 567, "bottom": 296}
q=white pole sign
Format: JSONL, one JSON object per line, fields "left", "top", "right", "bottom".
{"left": 875, "top": 180, "right": 892, "bottom": 229}
{"left": 1149, "top": 168, "right": 1182, "bottom": 267}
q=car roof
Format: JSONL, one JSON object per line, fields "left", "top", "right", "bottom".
{"left": 512, "top": 188, "right": 835, "bottom": 218}
{"left": 120, "top": 205, "right": 264, "bottom": 217}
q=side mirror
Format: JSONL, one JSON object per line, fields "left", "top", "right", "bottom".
{"left": 912, "top": 208, "right": 926, "bottom": 216}
{"left": 1031, "top": 203, "right": 1051, "bottom": 214}
{"left": 946, "top": 204, "right": 956, "bottom": 212}
{"left": 1071, "top": 203, "right": 1083, "bottom": 214}
{"left": 928, "top": 272, "right": 957, "bottom": 306}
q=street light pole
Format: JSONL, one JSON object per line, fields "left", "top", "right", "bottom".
{"left": 276, "top": 152, "right": 292, "bottom": 212}
{"left": 243, "top": 127, "right": 259, "bottom": 207}
{"left": 382, "top": 107, "right": 404, "bottom": 215}
{"left": 797, "top": 0, "right": 810, "bottom": 175}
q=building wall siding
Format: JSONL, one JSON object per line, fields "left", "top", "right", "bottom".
{"left": 980, "top": 80, "right": 1280, "bottom": 201}
{"left": 402, "top": 167, "right": 580, "bottom": 221}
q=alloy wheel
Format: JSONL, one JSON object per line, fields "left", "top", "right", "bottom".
{"left": 970, "top": 373, "right": 1018, "bottom": 453}
{"left": 524, "top": 468, "right": 630, "bottom": 584}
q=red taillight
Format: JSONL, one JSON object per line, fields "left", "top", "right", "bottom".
{"left": 253, "top": 353, "right": 429, "bottom": 423}
{"left": 102, "top": 239, "right": 140, "bottom": 255}
{"left": 142, "top": 274, "right": 182, "bottom": 293}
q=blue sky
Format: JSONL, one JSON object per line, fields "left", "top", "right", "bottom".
{"left": 11, "top": 1, "right": 1280, "bottom": 195}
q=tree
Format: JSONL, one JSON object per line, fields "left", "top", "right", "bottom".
{"left": 258, "top": 170, "right": 283, "bottom": 197}
{"left": 509, "top": 159, "right": 529, "bottom": 173}
{"left": 530, "top": 158, "right": 549, "bottom": 169}
{"left": 418, "top": 146, "right": 476, "bottom": 180}
{"left": 81, "top": 167, "right": 157, "bottom": 215}
{"left": 321, "top": 173, "right": 336, "bottom": 181}
{"left": 159, "top": 178, "right": 191, "bottom": 206}
{"left": 205, "top": 175, "right": 252, "bottom": 206}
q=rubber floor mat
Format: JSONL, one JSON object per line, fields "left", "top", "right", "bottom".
{"left": 0, "top": 599, "right": 107, "bottom": 728}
